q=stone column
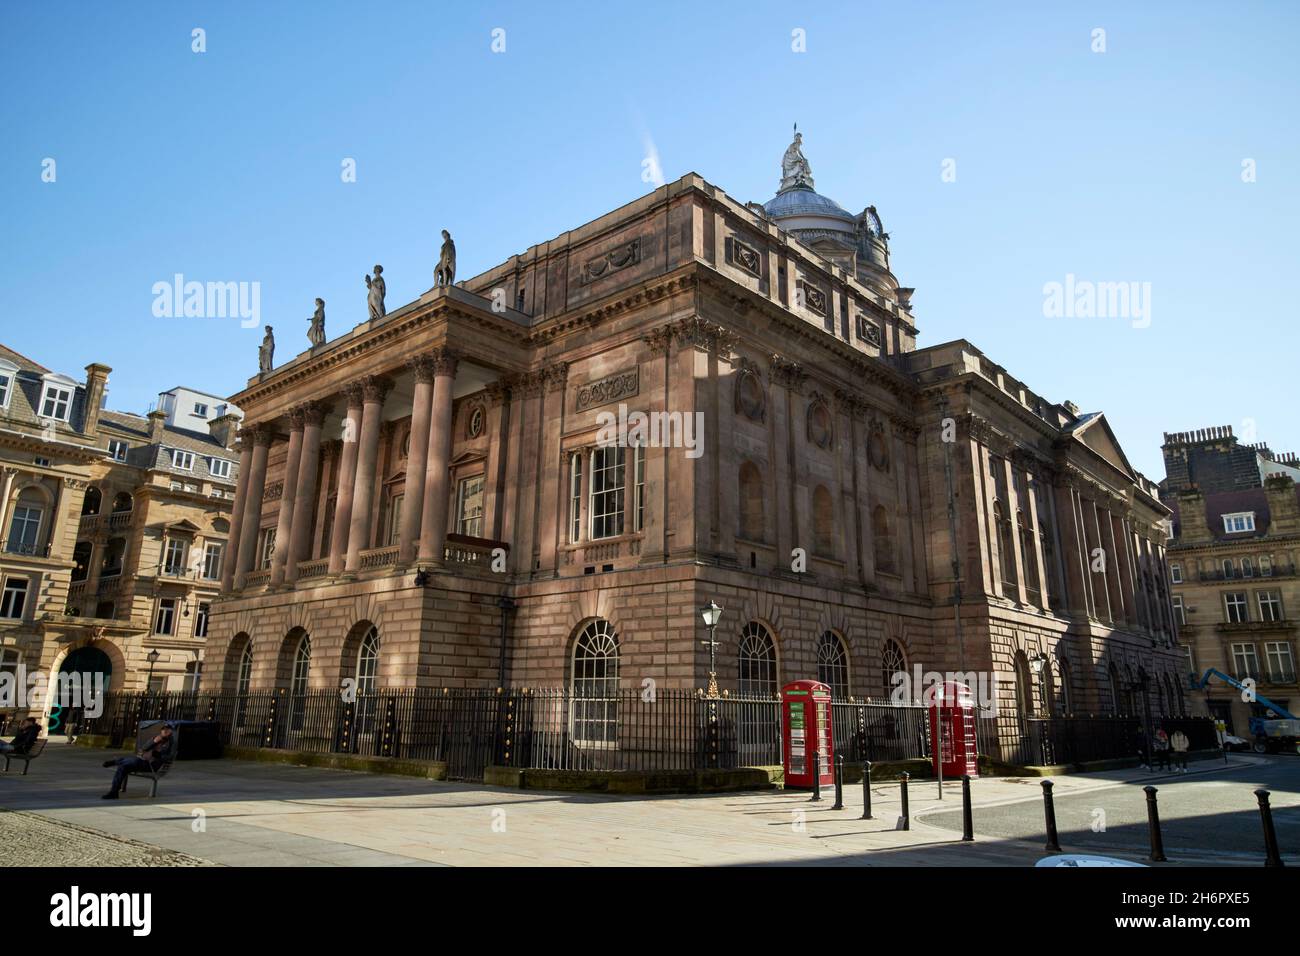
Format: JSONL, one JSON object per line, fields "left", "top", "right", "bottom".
{"left": 221, "top": 440, "right": 254, "bottom": 592}
{"left": 269, "top": 409, "right": 305, "bottom": 587}
{"left": 234, "top": 425, "right": 272, "bottom": 587}
{"left": 482, "top": 380, "right": 512, "bottom": 541}
{"left": 0, "top": 467, "right": 18, "bottom": 552}
{"left": 394, "top": 357, "right": 434, "bottom": 565}
{"left": 285, "top": 402, "right": 325, "bottom": 583}
{"left": 345, "top": 376, "right": 392, "bottom": 572}
{"left": 328, "top": 385, "right": 365, "bottom": 575}
{"left": 418, "top": 349, "right": 458, "bottom": 565}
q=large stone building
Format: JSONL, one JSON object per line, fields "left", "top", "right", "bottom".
{"left": 1161, "top": 426, "right": 1299, "bottom": 736}
{"left": 0, "top": 344, "right": 239, "bottom": 724}
{"left": 205, "top": 136, "right": 1184, "bottom": 742}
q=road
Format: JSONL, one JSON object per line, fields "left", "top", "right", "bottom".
{"left": 920, "top": 755, "right": 1299, "bottom": 864}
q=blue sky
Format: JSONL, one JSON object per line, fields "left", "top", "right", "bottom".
{"left": 2, "top": 1, "right": 1296, "bottom": 480}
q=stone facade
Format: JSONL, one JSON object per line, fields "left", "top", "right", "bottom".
{"left": 1161, "top": 426, "right": 1300, "bottom": 736}
{"left": 207, "top": 148, "right": 1184, "bottom": 741}
{"left": 0, "top": 343, "right": 238, "bottom": 722}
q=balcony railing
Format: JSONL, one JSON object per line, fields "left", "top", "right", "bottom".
{"left": 445, "top": 534, "right": 508, "bottom": 569}
{"left": 1200, "top": 563, "right": 1296, "bottom": 582}
{"left": 243, "top": 569, "right": 271, "bottom": 588}
{"left": 297, "top": 559, "right": 330, "bottom": 580}
{"left": 358, "top": 546, "right": 399, "bottom": 570}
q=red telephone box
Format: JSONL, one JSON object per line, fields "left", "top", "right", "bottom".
{"left": 782, "top": 680, "right": 835, "bottom": 789}
{"left": 929, "top": 680, "right": 978, "bottom": 779}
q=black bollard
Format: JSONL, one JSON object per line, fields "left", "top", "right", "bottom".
{"left": 810, "top": 750, "right": 822, "bottom": 802}
{"left": 1256, "top": 789, "right": 1284, "bottom": 867}
{"left": 861, "top": 761, "right": 874, "bottom": 820}
{"left": 961, "top": 774, "right": 974, "bottom": 842}
{"left": 900, "top": 771, "right": 911, "bottom": 831}
{"left": 831, "top": 754, "right": 844, "bottom": 810}
{"left": 1041, "top": 779, "right": 1062, "bottom": 852}
{"left": 1144, "top": 786, "right": 1167, "bottom": 862}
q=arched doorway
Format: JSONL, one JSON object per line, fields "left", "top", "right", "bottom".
{"left": 51, "top": 645, "right": 114, "bottom": 738}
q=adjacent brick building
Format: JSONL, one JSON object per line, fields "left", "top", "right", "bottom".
{"left": 1, "top": 344, "right": 239, "bottom": 723}
{"left": 1161, "top": 426, "right": 1300, "bottom": 736}
{"left": 205, "top": 136, "right": 1184, "bottom": 746}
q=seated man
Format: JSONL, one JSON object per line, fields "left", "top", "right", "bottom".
{"left": 101, "top": 724, "right": 174, "bottom": 799}
{"left": 0, "top": 717, "right": 40, "bottom": 754}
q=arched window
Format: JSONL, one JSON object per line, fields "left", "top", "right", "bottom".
{"left": 739, "top": 461, "right": 765, "bottom": 542}
{"left": 1015, "top": 651, "right": 1035, "bottom": 717}
{"left": 1057, "top": 658, "right": 1074, "bottom": 715}
{"left": 81, "top": 487, "right": 102, "bottom": 516}
{"left": 571, "top": 619, "right": 620, "bottom": 745}
{"left": 111, "top": 492, "right": 133, "bottom": 513}
{"left": 289, "top": 633, "right": 311, "bottom": 731}
{"left": 1108, "top": 662, "right": 1127, "bottom": 716}
{"left": 738, "top": 622, "right": 777, "bottom": 697}
{"left": 872, "top": 506, "right": 895, "bottom": 575}
{"left": 235, "top": 640, "right": 253, "bottom": 728}
{"left": 356, "top": 626, "right": 380, "bottom": 696}
{"left": 6, "top": 488, "right": 46, "bottom": 556}
{"left": 812, "top": 485, "right": 835, "bottom": 557}
{"left": 816, "top": 631, "right": 849, "bottom": 699}
{"left": 881, "top": 639, "right": 907, "bottom": 700}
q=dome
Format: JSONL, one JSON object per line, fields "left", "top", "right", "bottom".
{"left": 763, "top": 186, "right": 856, "bottom": 224}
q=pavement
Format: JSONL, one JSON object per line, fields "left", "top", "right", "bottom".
{"left": 0, "top": 740, "right": 1292, "bottom": 866}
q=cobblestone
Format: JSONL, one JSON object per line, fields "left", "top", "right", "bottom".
{"left": 0, "top": 809, "right": 213, "bottom": 867}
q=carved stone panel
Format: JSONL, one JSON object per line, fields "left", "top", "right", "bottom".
{"left": 576, "top": 368, "right": 639, "bottom": 412}
{"left": 578, "top": 237, "right": 641, "bottom": 285}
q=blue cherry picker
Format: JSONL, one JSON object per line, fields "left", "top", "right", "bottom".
{"left": 1191, "top": 669, "right": 1300, "bottom": 754}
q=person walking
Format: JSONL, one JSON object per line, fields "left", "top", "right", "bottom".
{"left": 1170, "top": 729, "right": 1190, "bottom": 773}
{"left": 1152, "top": 728, "right": 1171, "bottom": 771}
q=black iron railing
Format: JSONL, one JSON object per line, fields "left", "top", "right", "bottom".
{"left": 78, "top": 689, "right": 1215, "bottom": 780}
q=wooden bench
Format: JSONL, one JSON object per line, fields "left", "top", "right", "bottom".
{"left": 120, "top": 754, "right": 175, "bottom": 798}
{"left": 2, "top": 737, "right": 47, "bottom": 775}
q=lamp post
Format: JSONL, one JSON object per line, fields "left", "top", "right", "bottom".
{"left": 146, "top": 648, "right": 160, "bottom": 696}
{"left": 700, "top": 600, "right": 723, "bottom": 699}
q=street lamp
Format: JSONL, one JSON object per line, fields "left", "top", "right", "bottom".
{"left": 700, "top": 600, "right": 723, "bottom": 699}
{"left": 146, "top": 648, "right": 160, "bottom": 695}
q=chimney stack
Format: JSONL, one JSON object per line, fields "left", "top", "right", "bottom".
{"left": 1265, "top": 475, "right": 1299, "bottom": 535}
{"left": 81, "top": 363, "right": 111, "bottom": 436}
{"left": 1174, "top": 487, "right": 1209, "bottom": 543}
{"left": 208, "top": 413, "right": 240, "bottom": 450}
{"left": 147, "top": 409, "right": 167, "bottom": 443}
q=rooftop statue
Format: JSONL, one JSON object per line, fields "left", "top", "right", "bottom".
{"left": 435, "top": 230, "right": 456, "bottom": 287}
{"left": 258, "top": 325, "right": 274, "bottom": 374}
{"left": 307, "top": 298, "right": 326, "bottom": 348}
{"left": 365, "top": 265, "right": 386, "bottom": 320}
{"left": 780, "top": 127, "right": 814, "bottom": 192}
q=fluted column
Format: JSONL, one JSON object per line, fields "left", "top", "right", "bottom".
{"left": 399, "top": 355, "right": 436, "bottom": 564}
{"left": 418, "top": 349, "right": 458, "bottom": 565}
{"left": 221, "top": 440, "right": 254, "bottom": 591}
{"left": 284, "top": 402, "right": 325, "bottom": 584}
{"left": 345, "top": 376, "right": 392, "bottom": 572}
{"left": 234, "top": 425, "right": 273, "bottom": 587}
{"left": 328, "top": 385, "right": 365, "bottom": 575}
{"left": 269, "top": 409, "right": 305, "bottom": 587}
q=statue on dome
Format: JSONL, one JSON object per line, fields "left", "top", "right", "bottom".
{"left": 780, "top": 127, "right": 815, "bottom": 192}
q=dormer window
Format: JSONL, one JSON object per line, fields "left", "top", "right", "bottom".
{"left": 209, "top": 458, "right": 231, "bottom": 479}
{"left": 39, "top": 374, "right": 76, "bottom": 422}
{"left": 194, "top": 402, "right": 209, "bottom": 418}
{"left": 0, "top": 358, "right": 17, "bottom": 411}
{"left": 1223, "top": 512, "right": 1256, "bottom": 534}
{"left": 170, "top": 449, "right": 194, "bottom": 471}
